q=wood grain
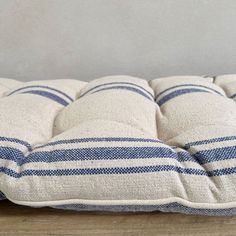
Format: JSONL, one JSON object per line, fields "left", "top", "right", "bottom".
{"left": 0, "top": 200, "right": 235, "bottom": 236}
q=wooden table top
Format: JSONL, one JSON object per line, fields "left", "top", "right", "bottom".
{"left": 0, "top": 200, "right": 235, "bottom": 236}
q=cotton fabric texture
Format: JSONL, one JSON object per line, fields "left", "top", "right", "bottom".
{"left": 0, "top": 75, "right": 236, "bottom": 216}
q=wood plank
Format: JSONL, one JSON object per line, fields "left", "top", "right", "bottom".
{"left": 0, "top": 200, "right": 235, "bottom": 236}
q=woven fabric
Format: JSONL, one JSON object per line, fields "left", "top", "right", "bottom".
{"left": 1, "top": 75, "right": 236, "bottom": 216}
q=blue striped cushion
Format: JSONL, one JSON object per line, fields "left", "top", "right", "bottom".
{"left": 1, "top": 75, "right": 236, "bottom": 216}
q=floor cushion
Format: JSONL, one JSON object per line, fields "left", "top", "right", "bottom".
{"left": 0, "top": 75, "right": 236, "bottom": 216}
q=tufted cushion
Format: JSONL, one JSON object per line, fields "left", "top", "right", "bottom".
{"left": 1, "top": 75, "right": 236, "bottom": 216}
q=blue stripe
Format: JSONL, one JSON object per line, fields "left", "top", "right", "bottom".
{"left": 155, "top": 84, "right": 223, "bottom": 101}
{"left": 0, "top": 136, "right": 236, "bottom": 165}
{"left": 2, "top": 144, "right": 236, "bottom": 167}
{"left": 21, "top": 90, "right": 69, "bottom": 106}
{"left": 25, "top": 147, "right": 194, "bottom": 164}
{"left": 0, "top": 136, "right": 32, "bottom": 151}
{"left": 8, "top": 85, "right": 73, "bottom": 102}
{"left": 8, "top": 145, "right": 236, "bottom": 166}
{"left": 177, "top": 151, "right": 196, "bottom": 162}
{"left": 1, "top": 136, "right": 236, "bottom": 165}
{"left": 0, "top": 139, "right": 236, "bottom": 177}
{"left": 92, "top": 86, "right": 153, "bottom": 100}
{"left": 157, "top": 88, "right": 212, "bottom": 106}
{"left": 80, "top": 82, "right": 154, "bottom": 99}
{"left": 0, "top": 136, "right": 164, "bottom": 156}
{"left": 194, "top": 146, "right": 236, "bottom": 164}
{"left": 10, "top": 145, "right": 236, "bottom": 166}
{"left": 35, "top": 137, "right": 163, "bottom": 149}
{"left": 185, "top": 136, "right": 236, "bottom": 149}
{"left": 1, "top": 165, "right": 236, "bottom": 178}
{"left": 0, "top": 146, "right": 194, "bottom": 165}
{"left": 0, "top": 147, "right": 26, "bottom": 165}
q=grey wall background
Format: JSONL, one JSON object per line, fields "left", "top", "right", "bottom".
{"left": 0, "top": 0, "right": 236, "bottom": 82}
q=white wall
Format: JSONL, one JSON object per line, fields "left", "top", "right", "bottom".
{"left": 0, "top": 0, "right": 236, "bottom": 81}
